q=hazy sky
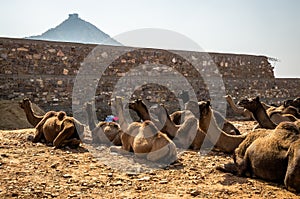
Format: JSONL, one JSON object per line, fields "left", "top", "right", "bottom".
{"left": 1, "top": 0, "right": 299, "bottom": 77}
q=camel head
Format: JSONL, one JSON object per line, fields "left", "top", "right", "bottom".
{"left": 128, "top": 99, "right": 148, "bottom": 113}
{"left": 291, "top": 97, "right": 300, "bottom": 109}
{"left": 237, "top": 96, "right": 260, "bottom": 112}
{"left": 198, "top": 100, "right": 211, "bottom": 119}
{"left": 99, "top": 121, "right": 121, "bottom": 141}
{"left": 19, "top": 98, "right": 31, "bottom": 109}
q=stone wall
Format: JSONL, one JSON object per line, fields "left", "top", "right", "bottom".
{"left": 0, "top": 37, "right": 298, "bottom": 120}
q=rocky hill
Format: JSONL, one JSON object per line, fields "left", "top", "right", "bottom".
{"left": 28, "top": 13, "right": 121, "bottom": 46}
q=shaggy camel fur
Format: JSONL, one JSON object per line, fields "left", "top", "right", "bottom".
{"left": 34, "top": 111, "right": 84, "bottom": 148}
{"left": 221, "top": 121, "right": 300, "bottom": 192}
{"left": 197, "top": 100, "right": 247, "bottom": 153}
{"left": 85, "top": 103, "right": 122, "bottom": 146}
{"left": 110, "top": 97, "right": 177, "bottom": 164}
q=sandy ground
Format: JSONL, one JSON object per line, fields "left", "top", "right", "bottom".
{"left": 0, "top": 121, "right": 299, "bottom": 199}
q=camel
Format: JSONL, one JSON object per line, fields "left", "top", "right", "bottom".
{"left": 85, "top": 102, "right": 122, "bottom": 146}
{"left": 225, "top": 95, "right": 254, "bottom": 120}
{"left": 220, "top": 121, "right": 300, "bottom": 192}
{"left": 20, "top": 98, "right": 83, "bottom": 148}
{"left": 110, "top": 97, "right": 177, "bottom": 164}
{"left": 19, "top": 98, "right": 44, "bottom": 127}
{"left": 238, "top": 96, "right": 298, "bottom": 129}
{"left": 33, "top": 110, "right": 84, "bottom": 148}
{"left": 169, "top": 100, "right": 240, "bottom": 135}
{"left": 196, "top": 100, "right": 247, "bottom": 153}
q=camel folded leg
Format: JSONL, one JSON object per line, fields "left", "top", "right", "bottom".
{"left": 53, "top": 121, "right": 80, "bottom": 149}
{"left": 32, "top": 111, "right": 57, "bottom": 143}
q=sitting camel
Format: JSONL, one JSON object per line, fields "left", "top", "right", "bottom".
{"left": 170, "top": 100, "right": 241, "bottom": 135}
{"left": 85, "top": 102, "right": 122, "bottom": 146}
{"left": 20, "top": 98, "right": 83, "bottom": 148}
{"left": 225, "top": 95, "right": 254, "bottom": 120}
{"left": 238, "top": 96, "right": 298, "bottom": 129}
{"left": 110, "top": 97, "right": 177, "bottom": 164}
{"left": 219, "top": 121, "right": 300, "bottom": 192}
{"left": 33, "top": 111, "right": 84, "bottom": 148}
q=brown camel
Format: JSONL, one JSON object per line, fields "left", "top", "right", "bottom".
{"left": 19, "top": 98, "right": 44, "bottom": 127}
{"left": 197, "top": 100, "right": 247, "bottom": 153}
{"left": 85, "top": 102, "right": 122, "bottom": 146}
{"left": 33, "top": 111, "right": 84, "bottom": 148}
{"left": 225, "top": 95, "right": 254, "bottom": 120}
{"left": 110, "top": 97, "right": 177, "bottom": 164}
{"left": 238, "top": 96, "right": 297, "bottom": 129}
{"left": 220, "top": 121, "right": 300, "bottom": 192}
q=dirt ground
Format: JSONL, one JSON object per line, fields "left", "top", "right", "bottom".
{"left": 0, "top": 121, "right": 299, "bottom": 199}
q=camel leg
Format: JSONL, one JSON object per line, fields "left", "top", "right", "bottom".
{"left": 174, "top": 116, "right": 198, "bottom": 149}
{"left": 53, "top": 121, "right": 77, "bottom": 149}
{"left": 147, "top": 145, "right": 170, "bottom": 162}
{"left": 32, "top": 111, "right": 56, "bottom": 143}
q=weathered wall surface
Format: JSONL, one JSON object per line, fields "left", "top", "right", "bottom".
{"left": 0, "top": 37, "right": 298, "bottom": 119}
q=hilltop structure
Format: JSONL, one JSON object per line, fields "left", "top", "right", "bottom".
{"left": 28, "top": 14, "right": 121, "bottom": 46}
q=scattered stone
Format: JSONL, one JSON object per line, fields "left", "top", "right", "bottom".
{"left": 63, "top": 174, "right": 72, "bottom": 178}
{"left": 190, "top": 190, "right": 200, "bottom": 197}
{"left": 108, "top": 173, "right": 113, "bottom": 177}
{"left": 137, "top": 176, "right": 150, "bottom": 181}
{"left": 159, "top": 180, "right": 168, "bottom": 184}
{"left": 17, "top": 47, "right": 28, "bottom": 52}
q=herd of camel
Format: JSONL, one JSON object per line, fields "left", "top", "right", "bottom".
{"left": 18, "top": 94, "right": 300, "bottom": 193}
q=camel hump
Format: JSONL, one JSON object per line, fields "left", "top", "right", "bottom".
{"left": 276, "top": 122, "right": 299, "bottom": 134}
{"left": 57, "top": 111, "right": 66, "bottom": 120}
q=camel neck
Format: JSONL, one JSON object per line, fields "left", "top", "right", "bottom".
{"left": 206, "top": 113, "right": 246, "bottom": 153}
{"left": 161, "top": 116, "right": 179, "bottom": 138}
{"left": 86, "top": 110, "right": 96, "bottom": 131}
{"left": 24, "top": 106, "right": 43, "bottom": 127}
{"left": 136, "top": 109, "right": 151, "bottom": 121}
{"left": 252, "top": 103, "right": 277, "bottom": 129}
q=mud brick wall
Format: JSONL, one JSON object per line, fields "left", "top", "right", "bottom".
{"left": 0, "top": 37, "right": 298, "bottom": 120}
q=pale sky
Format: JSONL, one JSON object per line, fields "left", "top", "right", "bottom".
{"left": 1, "top": 0, "right": 299, "bottom": 77}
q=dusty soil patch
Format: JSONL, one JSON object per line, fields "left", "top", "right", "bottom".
{"left": 0, "top": 122, "right": 299, "bottom": 198}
